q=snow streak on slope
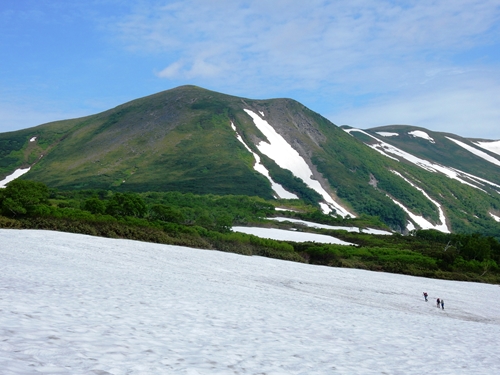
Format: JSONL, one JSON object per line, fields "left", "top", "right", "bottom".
{"left": 2, "top": 229, "right": 500, "bottom": 374}
{"left": 244, "top": 109, "right": 353, "bottom": 217}
{"left": 490, "top": 212, "right": 500, "bottom": 222}
{"left": 474, "top": 140, "right": 500, "bottom": 156}
{"left": 446, "top": 137, "right": 500, "bottom": 167}
{"left": 390, "top": 170, "right": 450, "bottom": 232}
{"left": 0, "top": 167, "right": 31, "bottom": 188}
{"left": 344, "top": 128, "right": 499, "bottom": 191}
{"left": 231, "top": 122, "right": 298, "bottom": 199}
{"left": 376, "top": 132, "right": 399, "bottom": 137}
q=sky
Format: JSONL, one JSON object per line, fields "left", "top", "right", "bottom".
{"left": 2, "top": 228, "right": 500, "bottom": 374}
{"left": 1, "top": 1, "right": 500, "bottom": 139}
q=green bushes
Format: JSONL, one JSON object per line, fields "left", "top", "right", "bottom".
{"left": 293, "top": 242, "right": 477, "bottom": 278}
{"left": 0, "top": 179, "right": 49, "bottom": 217}
{"left": 83, "top": 197, "right": 106, "bottom": 214}
{"left": 105, "top": 192, "right": 147, "bottom": 218}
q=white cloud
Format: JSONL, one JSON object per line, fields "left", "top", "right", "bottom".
{"left": 157, "top": 60, "right": 184, "bottom": 78}
{"left": 107, "top": 1, "right": 500, "bottom": 138}
{"left": 114, "top": 1, "right": 500, "bottom": 73}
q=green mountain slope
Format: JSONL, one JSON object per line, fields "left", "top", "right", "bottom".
{"left": 1, "top": 85, "right": 500, "bottom": 235}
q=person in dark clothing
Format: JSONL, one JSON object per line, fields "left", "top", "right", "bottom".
{"left": 441, "top": 299, "right": 444, "bottom": 310}
{"left": 436, "top": 298, "right": 440, "bottom": 308}
{"left": 423, "top": 292, "right": 428, "bottom": 302}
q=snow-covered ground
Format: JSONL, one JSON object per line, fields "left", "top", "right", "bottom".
{"left": 1, "top": 229, "right": 500, "bottom": 374}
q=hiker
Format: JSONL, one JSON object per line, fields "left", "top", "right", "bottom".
{"left": 423, "top": 292, "right": 428, "bottom": 302}
{"left": 436, "top": 298, "right": 440, "bottom": 308}
{"left": 441, "top": 299, "right": 444, "bottom": 310}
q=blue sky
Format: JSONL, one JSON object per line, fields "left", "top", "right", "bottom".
{"left": 1, "top": 0, "right": 500, "bottom": 139}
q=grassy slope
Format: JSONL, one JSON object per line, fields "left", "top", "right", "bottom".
{"left": 10, "top": 87, "right": 273, "bottom": 198}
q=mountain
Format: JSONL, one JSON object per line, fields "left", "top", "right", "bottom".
{"left": 1, "top": 85, "right": 500, "bottom": 235}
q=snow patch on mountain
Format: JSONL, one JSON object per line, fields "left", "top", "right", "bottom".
{"left": 446, "top": 137, "right": 500, "bottom": 167}
{"left": 29, "top": 136, "right": 37, "bottom": 142}
{"left": 376, "top": 132, "right": 399, "bottom": 137}
{"left": 390, "top": 170, "right": 450, "bottom": 233}
{"left": 408, "top": 130, "right": 435, "bottom": 143}
{"left": 231, "top": 122, "right": 298, "bottom": 199}
{"left": 0, "top": 167, "right": 31, "bottom": 188}
{"left": 244, "top": 109, "right": 354, "bottom": 217}
{"left": 474, "top": 140, "right": 500, "bottom": 156}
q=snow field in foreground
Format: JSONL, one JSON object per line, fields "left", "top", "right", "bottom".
{"left": 1, "top": 229, "right": 499, "bottom": 374}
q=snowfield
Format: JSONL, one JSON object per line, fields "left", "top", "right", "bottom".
{"left": 1, "top": 229, "right": 500, "bottom": 374}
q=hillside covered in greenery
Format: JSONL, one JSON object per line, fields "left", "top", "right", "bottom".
{"left": 1, "top": 180, "right": 499, "bottom": 284}
{"left": 1, "top": 85, "right": 500, "bottom": 236}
